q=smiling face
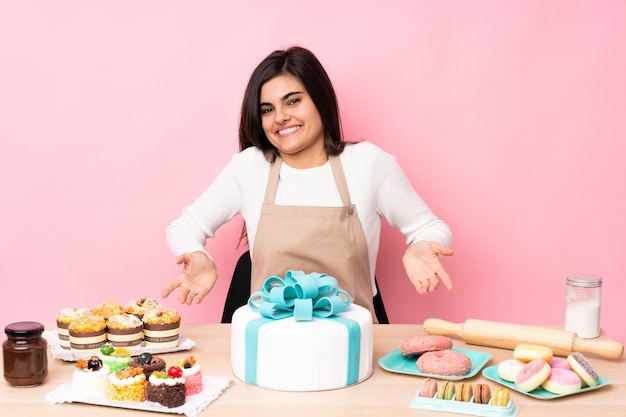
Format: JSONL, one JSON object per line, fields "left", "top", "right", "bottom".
{"left": 259, "top": 74, "right": 327, "bottom": 168}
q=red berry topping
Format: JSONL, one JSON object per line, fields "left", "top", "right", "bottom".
{"left": 168, "top": 365, "right": 183, "bottom": 378}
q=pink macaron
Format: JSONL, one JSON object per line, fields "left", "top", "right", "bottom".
{"left": 419, "top": 377, "right": 438, "bottom": 398}
{"left": 542, "top": 368, "right": 582, "bottom": 395}
{"left": 514, "top": 359, "right": 551, "bottom": 392}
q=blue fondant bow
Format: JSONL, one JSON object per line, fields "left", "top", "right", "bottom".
{"left": 247, "top": 270, "right": 352, "bottom": 321}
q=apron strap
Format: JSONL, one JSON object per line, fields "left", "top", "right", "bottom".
{"left": 262, "top": 155, "right": 353, "bottom": 206}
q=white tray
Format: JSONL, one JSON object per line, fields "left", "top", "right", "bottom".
{"left": 45, "top": 375, "right": 230, "bottom": 417}
{"left": 44, "top": 330, "right": 196, "bottom": 361}
{"left": 410, "top": 389, "right": 519, "bottom": 417}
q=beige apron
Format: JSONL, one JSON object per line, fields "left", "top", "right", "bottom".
{"left": 251, "top": 155, "right": 378, "bottom": 323}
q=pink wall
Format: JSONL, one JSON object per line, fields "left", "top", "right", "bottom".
{"left": 1, "top": 1, "right": 624, "bottom": 345}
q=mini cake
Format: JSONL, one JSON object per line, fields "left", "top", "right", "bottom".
{"left": 100, "top": 344, "right": 132, "bottom": 372}
{"left": 147, "top": 365, "right": 186, "bottom": 408}
{"left": 91, "top": 301, "right": 124, "bottom": 320}
{"left": 125, "top": 298, "right": 162, "bottom": 320}
{"left": 130, "top": 352, "right": 166, "bottom": 378}
{"left": 56, "top": 308, "right": 93, "bottom": 350}
{"left": 175, "top": 355, "right": 203, "bottom": 395}
{"left": 71, "top": 356, "right": 110, "bottom": 401}
{"left": 143, "top": 309, "right": 181, "bottom": 348}
{"left": 106, "top": 313, "right": 143, "bottom": 347}
{"left": 68, "top": 316, "right": 107, "bottom": 354}
{"left": 107, "top": 367, "right": 147, "bottom": 402}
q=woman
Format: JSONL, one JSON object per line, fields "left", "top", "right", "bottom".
{"left": 162, "top": 46, "right": 453, "bottom": 323}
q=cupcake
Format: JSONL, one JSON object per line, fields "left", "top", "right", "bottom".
{"left": 143, "top": 309, "right": 181, "bottom": 348}
{"left": 130, "top": 352, "right": 166, "bottom": 378}
{"left": 147, "top": 365, "right": 186, "bottom": 408}
{"left": 68, "top": 316, "right": 107, "bottom": 354}
{"left": 106, "top": 313, "right": 143, "bottom": 347}
{"left": 56, "top": 308, "right": 93, "bottom": 350}
{"left": 91, "top": 301, "right": 124, "bottom": 320}
{"left": 99, "top": 343, "right": 132, "bottom": 372}
{"left": 175, "top": 356, "right": 203, "bottom": 395}
{"left": 125, "top": 298, "right": 162, "bottom": 320}
{"left": 71, "top": 356, "right": 110, "bottom": 401}
{"left": 107, "top": 367, "right": 147, "bottom": 402}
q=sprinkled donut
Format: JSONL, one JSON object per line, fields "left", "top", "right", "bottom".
{"left": 416, "top": 349, "right": 472, "bottom": 376}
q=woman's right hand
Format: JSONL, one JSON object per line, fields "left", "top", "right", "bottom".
{"left": 161, "top": 251, "right": 218, "bottom": 305}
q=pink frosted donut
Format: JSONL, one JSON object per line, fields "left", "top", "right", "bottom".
{"left": 417, "top": 349, "right": 472, "bottom": 376}
{"left": 514, "top": 359, "right": 551, "bottom": 392}
{"left": 550, "top": 357, "right": 571, "bottom": 370}
{"left": 542, "top": 368, "right": 582, "bottom": 395}
{"left": 497, "top": 359, "right": 526, "bottom": 382}
{"left": 401, "top": 335, "right": 453, "bottom": 357}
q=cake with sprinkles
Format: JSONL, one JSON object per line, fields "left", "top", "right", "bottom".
{"left": 175, "top": 355, "right": 203, "bottom": 395}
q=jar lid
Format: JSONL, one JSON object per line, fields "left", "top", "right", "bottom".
{"left": 4, "top": 321, "right": 45, "bottom": 337}
{"left": 566, "top": 274, "right": 602, "bottom": 288}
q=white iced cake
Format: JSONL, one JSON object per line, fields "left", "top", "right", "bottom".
{"left": 231, "top": 303, "right": 373, "bottom": 391}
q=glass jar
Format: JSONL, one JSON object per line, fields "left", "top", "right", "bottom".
{"left": 3, "top": 321, "right": 48, "bottom": 387}
{"left": 564, "top": 274, "right": 602, "bottom": 339}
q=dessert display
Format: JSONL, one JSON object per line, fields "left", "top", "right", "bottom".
{"left": 106, "top": 367, "right": 147, "bottom": 402}
{"left": 143, "top": 309, "right": 181, "bottom": 348}
{"left": 414, "top": 379, "right": 514, "bottom": 413}
{"left": 130, "top": 352, "right": 166, "bottom": 378}
{"left": 105, "top": 313, "right": 143, "bottom": 347}
{"left": 68, "top": 316, "right": 107, "bottom": 354}
{"left": 71, "top": 356, "right": 109, "bottom": 401}
{"left": 231, "top": 270, "right": 373, "bottom": 391}
{"left": 125, "top": 298, "right": 162, "bottom": 320}
{"left": 99, "top": 344, "right": 132, "bottom": 372}
{"left": 416, "top": 349, "right": 472, "bottom": 376}
{"left": 147, "top": 365, "right": 186, "bottom": 408}
{"left": 56, "top": 308, "right": 94, "bottom": 349}
{"left": 175, "top": 355, "right": 203, "bottom": 395}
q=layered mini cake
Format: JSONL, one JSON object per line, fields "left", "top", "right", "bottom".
{"left": 106, "top": 313, "right": 143, "bottom": 347}
{"left": 56, "top": 308, "right": 93, "bottom": 350}
{"left": 125, "top": 298, "right": 162, "bottom": 320}
{"left": 106, "top": 367, "right": 147, "bottom": 402}
{"left": 147, "top": 365, "right": 186, "bottom": 408}
{"left": 99, "top": 344, "right": 132, "bottom": 372}
{"left": 91, "top": 301, "right": 124, "bottom": 320}
{"left": 130, "top": 352, "right": 166, "bottom": 378}
{"left": 175, "top": 356, "right": 203, "bottom": 395}
{"left": 143, "top": 309, "right": 181, "bottom": 348}
{"left": 68, "top": 316, "right": 107, "bottom": 355}
{"left": 71, "top": 356, "right": 110, "bottom": 401}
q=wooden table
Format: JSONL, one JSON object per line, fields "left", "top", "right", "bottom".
{"left": 1, "top": 323, "right": 624, "bottom": 416}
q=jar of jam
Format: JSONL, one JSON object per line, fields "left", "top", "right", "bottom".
{"left": 3, "top": 321, "right": 48, "bottom": 387}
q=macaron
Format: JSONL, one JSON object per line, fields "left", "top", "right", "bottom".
{"left": 492, "top": 387, "right": 510, "bottom": 407}
{"left": 455, "top": 382, "right": 472, "bottom": 402}
{"left": 567, "top": 352, "right": 600, "bottom": 387}
{"left": 474, "top": 383, "right": 491, "bottom": 404}
{"left": 419, "top": 377, "right": 438, "bottom": 398}
{"left": 514, "top": 359, "right": 551, "bottom": 392}
{"left": 513, "top": 344, "right": 553, "bottom": 363}
{"left": 437, "top": 380, "right": 456, "bottom": 400}
{"left": 542, "top": 367, "right": 582, "bottom": 395}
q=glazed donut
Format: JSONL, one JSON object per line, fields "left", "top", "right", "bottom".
{"left": 400, "top": 335, "right": 453, "bottom": 357}
{"left": 513, "top": 344, "right": 553, "bottom": 363}
{"left": 514, "top": 359, "right": 551, "bottom": 392}
{"left": 542, "top": 368, "right": 582, "bottom": 395}
{"left": 417, "top": 349, "right": 472, "bottom": 376}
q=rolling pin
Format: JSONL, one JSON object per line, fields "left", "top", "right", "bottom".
{"left": 423, "top": 318, "right": 623, "bottom": 359}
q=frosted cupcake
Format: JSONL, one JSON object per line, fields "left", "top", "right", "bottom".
{"left": 56, "top": 308, "right": 93, "bottom": 349}
{"left": 125, "top": 298, "right": 162, "bottom": 320}
{"left": 106, "top": 313, "right": 143, "bottom": 347}
{"left": 99, "top": 343, "right": 132, "bottom": 372}
{"left": 143, "top": 309, "right": 181, "bottom": 348}
{"left": 107, "top": 367, "right": 147, "bottom": 402}
{"left": 68, "top": 316, "right": 107, "bottom": 355}
{"left": 71, "top": 356, "right": 110, "bottom": 401}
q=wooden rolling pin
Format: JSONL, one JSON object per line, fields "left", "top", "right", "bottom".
{"left": 423, "top": 318, "right": 623, "bottom": 359}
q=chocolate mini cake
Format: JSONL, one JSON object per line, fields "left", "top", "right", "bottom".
{"left": 130, "top": 352, "right": 166, "bottom": 378}
{"left": 147, "top": 366, "right": 186, "bottom": 408}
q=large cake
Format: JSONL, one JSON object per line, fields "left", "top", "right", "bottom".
{"left": 231, "top": 271, "right": 373, "bottom": 391}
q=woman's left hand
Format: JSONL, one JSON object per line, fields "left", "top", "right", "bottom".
{"left": 402, "top": 240, "right": 454, "bottom": 295}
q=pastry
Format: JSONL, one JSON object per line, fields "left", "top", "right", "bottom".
{"left": 492, "top": 387, "right": 510, "bottom": 406}
{"left": 147, "top": 366, "right": 186, "bottom": 408}
{"left": 400, "top": 335, "right": 452, "bottom": 357}
{"left": 473, "top": 383, "right": 491, "bottom": 404}
{"left": 71, "top": 356, "right": 109, "bottom": 401}
{"left": 91, "top": 301, "right": 124, "bottom": 320}
{"left": 99, "top": 343, "right": 132, "bottom": 372}
{"left": 125, "top": 298, "right": 162, "bottom": 320}
{"left": 550, "top": 357, "right": 571, "bottom": 370}
{"left": 542, "top": 367, "right": 582, "bottom": 394}
{"left": 567, "top": 352, "right": 600, "bottom": 387}
{"left": 514, "top": 359, "right": 551, "bottom": 392}
{"left": 143, "top": 309, "right": 181, "bottom": 348}
{"left": 130, "top": 352, "right": 166, "bottom": 378}
{"left": 497, "top": 359, "right": 526, "bottom": 382}
{"left": 419, "top": 378, "right": 438, "bottom": 398}
{"left": 455, "top": 382, "right": 472, "bottom": 402}
{"left": 106, "top": 313, "right": 143, "bottom": 347}
{"left": 68, "top": 316, "right": 107, "bottom": 354}
{"left": 437, "top": 380, "right": 455, "bottom": 400}
{"left": 513, "top": 344, "right": 553, "bottom": 363}
{"left": 56, "top": 308, "right": 93, "bottom": 350}
{"left": 416, "top": 349, "right": 472, "bottom": 376}
{"left": 175, "top": 356, "right": 203, "bottom": 395}
{"left": 106, "top": 367, "right": 147, "bottom": 402}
